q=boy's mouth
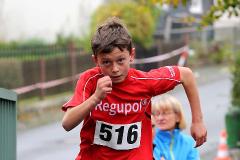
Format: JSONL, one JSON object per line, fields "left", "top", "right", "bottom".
{"left": 110, "top": 75, "right": 123, "bottom": 82}
{"left": 111, "top": 75, "right": 122, "bottom": 79}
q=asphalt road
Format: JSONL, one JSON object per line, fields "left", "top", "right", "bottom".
{"left": 17, "top": 65, "right": 231, "bottom": 160}
{"left": 172, "top": 77, "right": 231, "bottom": 159}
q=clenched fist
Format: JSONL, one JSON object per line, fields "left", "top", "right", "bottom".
{"left": 94, "top": 76, "right": 112, "bottom": 101}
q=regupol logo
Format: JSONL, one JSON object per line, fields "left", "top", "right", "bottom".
{"left": 95, "top": 99, "right": 148, "bottom": 116}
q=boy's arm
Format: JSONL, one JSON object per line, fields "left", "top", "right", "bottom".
{"left": 62, "top": 76, "right": 112, "bottom": 131}
{"left": 179, "top": 67, "right": 207, "bottom": 147}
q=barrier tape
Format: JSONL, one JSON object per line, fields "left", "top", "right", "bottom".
{"left": 13, "top": 74, "right": 81, "bottom": 94}
{"left": 133, "top": 46, "right": 189, "bottom": 64}
{"left": 13, "top": 45, "right": 189, "bottom": 95}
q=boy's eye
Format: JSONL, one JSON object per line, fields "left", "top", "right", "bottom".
{"left": 118, "top": 58, "right": 125, "bottom": 63}
{"left": 102, "top": 61, "right": 110, "bottom": 65}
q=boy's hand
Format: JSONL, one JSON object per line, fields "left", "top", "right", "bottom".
{"left": 191, "top": 122, "right": 207, "bottom": 147}
{"left": 94, "top": 76, "right": 112, "bottom": 101}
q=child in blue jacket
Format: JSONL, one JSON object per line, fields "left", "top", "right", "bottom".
{"left": 152, "top": 94, "right": 200, "bottom": 160}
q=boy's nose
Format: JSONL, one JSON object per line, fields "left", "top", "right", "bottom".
{"left": 112, "top": 63, "right": 119, "bottom": 72}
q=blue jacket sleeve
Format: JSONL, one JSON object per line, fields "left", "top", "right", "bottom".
{"left": 186, "top": 137, "right": 200, "bottom": 160}
{"left": 186, "top": 147, "right": 200, "bottom": 160}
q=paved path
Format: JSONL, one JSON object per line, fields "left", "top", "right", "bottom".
{"left": 17, "top": 65, "right": 232, "bottom": 160}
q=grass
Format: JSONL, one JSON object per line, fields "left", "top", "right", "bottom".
{"left": 18, "top": 91, "right": 72, "bottom": 107}
{"left": 17, "top": 91, "right": 72, "bottom": 131}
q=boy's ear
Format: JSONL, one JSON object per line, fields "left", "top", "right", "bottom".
{"left": 92, "top": 55, "right": 98, "bottom": 66}
{"left": 130, "top": 48, "right": 135, "bottom": 62}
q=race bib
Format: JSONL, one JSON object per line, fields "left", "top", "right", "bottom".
{"left": 93, "top": 120, "right": 142, "bottom": 150}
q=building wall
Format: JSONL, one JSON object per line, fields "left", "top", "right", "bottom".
{"left": 214, "top": 14, "right": 240, "bottom": 42}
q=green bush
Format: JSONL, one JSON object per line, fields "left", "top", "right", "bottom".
{"left": 232, "top": 52, "right": 240, "bottom": 107}
{"left": 0, "top": 38, "right": 47, "bottom": 49}
{"left": 209, "top": 42, "right": 232, "bottom": 64}
{"left": 0, "top": 59, "right": 23, "bottom": 88}
{"left": 90, "top": 1, "right": 157, "bottom": 49}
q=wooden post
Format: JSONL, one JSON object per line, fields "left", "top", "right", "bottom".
{"left": 40, "top": 58, "right": 46, "bottom": 100}
{"left": 68, "top": 42, "right": 77, "bottom": 91}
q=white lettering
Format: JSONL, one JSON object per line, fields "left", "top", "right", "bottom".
{"left": 96, "top": 101, "right": 103, "bottom": 111}
{"left": 132, "top": 103, "right": 139, "bottom": 112}
{"left": 95, "top": 100, "right": 145, "bottom": 116}
{"left": 117, "top": 104, "right": 124, "bottom": 113}
{"left": 103, "top": 102, "right": 109, "bottom": 111}
{"left": 125, "top": 103, "right": 132, "bottom": 115}
{"left": 109, "top": 104, "right": 117, "bottom": 116}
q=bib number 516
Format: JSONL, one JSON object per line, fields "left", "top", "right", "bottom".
{"left": 93, "top": 121, "right": 141, "bottom": 150}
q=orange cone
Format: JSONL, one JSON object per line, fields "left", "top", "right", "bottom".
{"left": 215, "top": 129, "right": 232, "bottom": 160}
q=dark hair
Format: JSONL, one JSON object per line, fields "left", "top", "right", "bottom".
{"left": 91, "top": 17, "right": 133, "bottom": 55}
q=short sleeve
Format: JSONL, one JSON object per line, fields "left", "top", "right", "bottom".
{"left": 147, "top": 66, "right": 181, "bottom": 96}
{"left": 61, "top": 73, "right": 94, "bottom": 111}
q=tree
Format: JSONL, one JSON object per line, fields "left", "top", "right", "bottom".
{"left": 149, "top": 0, "right": 240, "bottom": 26}
{"left": 90, "top": 1, "right": 159, "bottom": 49}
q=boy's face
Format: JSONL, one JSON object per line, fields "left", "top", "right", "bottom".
{"left": 93, "top": 47, "right": 135, "bottom": 83}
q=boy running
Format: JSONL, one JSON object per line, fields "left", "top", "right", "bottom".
{"left": 62, "top": 17, "right": 207, "bottom": 160}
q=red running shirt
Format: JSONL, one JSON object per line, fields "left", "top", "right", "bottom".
{"left": 62, "top": 66, "right": 181, "bottom": 160}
